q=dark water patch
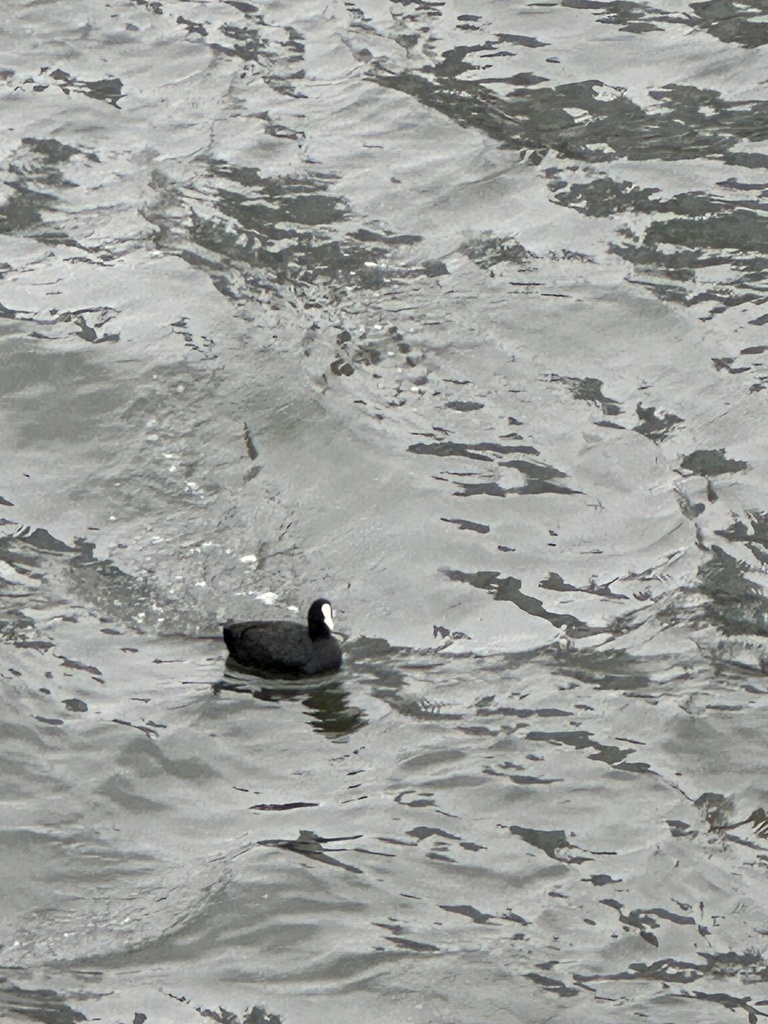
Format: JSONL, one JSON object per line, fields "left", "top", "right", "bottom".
{"left": 195, "top": 1005, "right": 283, "bottom": 1024}
{"left": 62, "top": 699, "right": 88, "bottom": 713}
{"left": 216, "top": 162, "right": 348, "bottom": 226}
{"left": 451, "top": 475, "right": 581, "bottom": 496}
{"left": 541, "top": 572, "right": 629, "bottom": 600}
{"left": 526, "top": 727, "right": 650, "bottom": 771}
{"left": 242, "top": 422, "right": 258, "bottom": 461}
{"left": 460, "top": 234, "right": 530, "bottom": 269}
{"left": 680, "top": 448, "right": 747, "bottom": 476}
{"left": 15, "top": 68, "right": 123, "bottom": 107}
{"left": 578, "top": 957, "right": 702, "bottom": 984}
{"left": 112, "top": 718, "right": 162, "bottom": 740}
{"left": 453, "top": 481, "right": 508, "bottom": 497}
{"left": 56, "top": 656, "right": 102, "bottom": 678}
{"left": 0, "top": 610, "right": 38, "bottom": 645}
{"left": 440, "top": 517, "right": 490, "bottom": 533}
{"left": 698, "top": 546, "right": 768, "bottom": 636}
{"left": 600, "top": 898, "right": 696, "bottom": 946}
{"left": 444, "top": 569, "right": 594, "bottom": 633}
{"left": 551, "top": 375, "right": 622, "bottom": 416}
{"left": 696, "top": 791, "right": 738, "bottom": 830}
{"left": 585, "top": 873, "right": 621, "bottom": 885}
{"left": 525, "top": 973, "right": 580, "bottom": 997}
{"left": 502, "top": 444, "right": 539, "bottom": 456}
{"left": 499, "top": 458, "right": 567, "bottom": 480}
{"left": 431, "top": 40, "right": 522, "bottom": 81}
{"left": 710, "top": 806, "right": 768, "bottom": 843}
{"left": 383, "top": 934, "right": 439, "bottom": 952}
{"left": 221, "top": 17, "right": 305, "bottom": 98}
{"left": 477, "top": 704, "right": 571, "bottom": 720}
{"left": 548, "top": 171, "right": 663, "bottom": 217}
{"left": 497, "top": 33, "right": 549, "bottom": 48}
{"left": 550, "top": 164, "right": 768, "bottom": 311}
{"left": 330, "top": 324, "right": 418, "bottom": 378}
{"left": 634, "top": 403, "right": 683, "bottom": 442}
{"left": 484, "top": 763, "right": 563, "bottom": 785}
{"left": 149, "top": 162, "right": 420, "bottom": 293}
{"left": 506, "top": 825, "right": 592, "bottom": 863}
{"left": 342, "top": 636, "right": 408, "bottom": 676}
{"left": 612, "top": 206, "right": 768, "bottom": 310}
{"left": 0, "top": 532, "right": 71, "bottom": 581}
{"left": 667, "top": 819, "right": 695, "bottom": 837}
{"left": 716, "top": 510, "right": 768, "bottom": 564}
{"left": 712, "top": 355, "right": 752, "bottom": 375}
{"left": 177, "top": 14, "right": 208, "bottom": 37}
{"left": 373, "top": 65, "right": 768, "bottom": 167}
{"left": 257, "top": 830, "right": 364, "bottom": 873}
{"left": 6, "top": 307, "right": 120, "bottom": 346}
{"left": 67, "top": 310, "right": 120, "bottom": 346}
{"left": 407, "top": 826, "right": 459, "bottom": 842}
{"left": 218, "top": 19, "right": 270, "bottom": 62}
{"left": 0, "top": 136, "right": 92, "bottom": 237}
{"left": 503, "top": 908, "right": 527, "bottom": 926}
{"left": 550, "top": 648, "right": 656, "bottom": 690}
{"left": 638, "top": 83, "right": 768, "bottom": 158}
{"left": 13, "top": 639, "right": 55, "bottom": 652}
{"left": 507, "top": 473, "right": 582, "bottom": 496}
{"left": 409, "top": 440, "right": 531, "bottom": 460}
{"left": 562, "top": 0, "right": 692, "bottom": 33}
{"left": 330, "top": 357, "right": 355, "bottom": 377}
{"left": 691, "top": 0, "right": 768, "bottom": 47}
{"left": 509, "top": 72, "right": 550, "bottom": 86}
{"left": 351, "top": 227, "right": 423, "bottom": 246}
{"left": 698, "top": 949, "right": 768, "bottom": 981}
{"left": 677, "top": 989, "right": 768, "bottom": 1018}
{"left": 440, "top": 904, "right": 498, "bottom": 924}
{"left": 0, "top": 979, "right": 88, "bottom": 1024}
{"left": 249, "top": 801, "right": 319, "bottom": 811}
{"left": 457, "top": 13, "right": 482, "bottom": 30}
{"left": 142, "top": 0, "right": 310, "bottom": 99}
{"left": 432, "top": 624, "right": 471, "bottom": 641}
{"left": 16, "top": 528, "right": 77, "bottom": 554}
{"left": 444, "top": 400, "right": 485, "bottom": 411}
{"left": 642, "top": 204, "right": 768, "bottom": 257}
{"left": 396, "top": 790, "right": 438, "bottom": 811}
{"left": 421, "top": 258, "right": 448, "bottom": 277}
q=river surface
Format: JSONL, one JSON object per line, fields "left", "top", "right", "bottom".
{"left": 2, "top": 1, "right": 768, "bottom": 1022}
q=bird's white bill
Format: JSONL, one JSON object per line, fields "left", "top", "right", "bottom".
{"left": 321, "top": 603, "right": 334, "bottom": 631}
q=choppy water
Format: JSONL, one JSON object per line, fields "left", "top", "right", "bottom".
{"left": 2, "top": 1, "right": 768, "bottom": 1021}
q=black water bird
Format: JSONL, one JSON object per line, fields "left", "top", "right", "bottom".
{"left": 223, "top": 598, "right": 342, "bottom": 678}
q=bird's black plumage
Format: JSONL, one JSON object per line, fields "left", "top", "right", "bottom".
{"left": 223, "top": 598, "right": 342, "bottom": 678}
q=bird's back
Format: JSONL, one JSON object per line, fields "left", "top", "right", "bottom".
{"left": 223, "top": 620, "right": 310, "bottom": 675}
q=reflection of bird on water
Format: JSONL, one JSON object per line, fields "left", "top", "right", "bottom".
{"left": 214, "top": 674, "right": 366, "bottom": 738}
{"left": 222, "top": 597, "right": 342, "bottom": 678}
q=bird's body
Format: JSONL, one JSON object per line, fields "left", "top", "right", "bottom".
{"left": 223, "top": 598, "right": 342, "bottom": 679}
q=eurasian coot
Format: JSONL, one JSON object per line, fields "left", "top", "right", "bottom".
{"left": 222, "top": 598, "right": 342, "bottom": 678}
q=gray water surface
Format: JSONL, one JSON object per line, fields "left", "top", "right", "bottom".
{"left": 2, "top": 1, "right": 768, "bottom": 1022}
